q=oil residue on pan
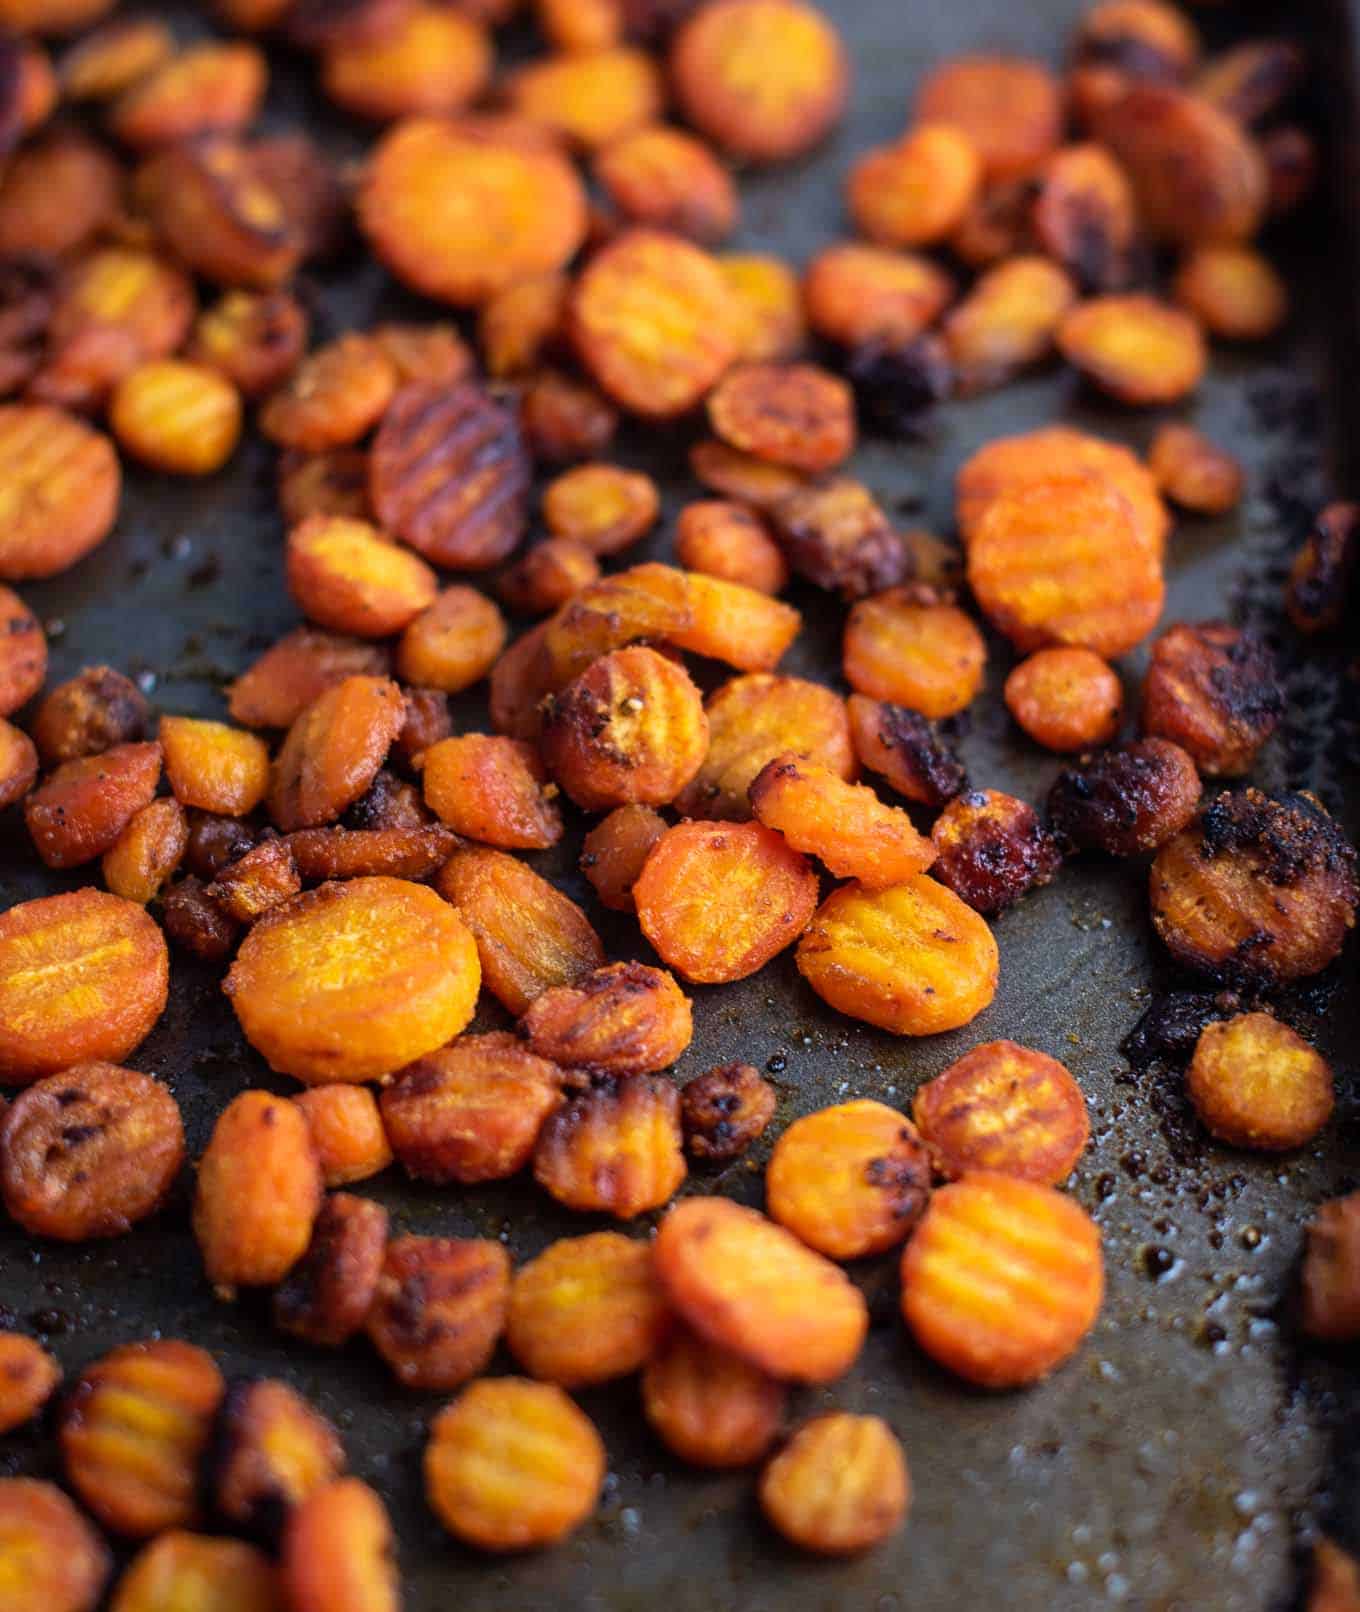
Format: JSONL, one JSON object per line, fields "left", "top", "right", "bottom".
{"left": 0, "top": 0, "right": 1357, "bottom": 1608}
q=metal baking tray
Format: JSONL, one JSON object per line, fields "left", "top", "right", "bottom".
{"left": 1, "top": 1, "right": 1357, "bottom": 1606}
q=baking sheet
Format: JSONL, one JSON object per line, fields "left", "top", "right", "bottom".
{"left": 1, "top": 1, "right": 1358, "bottom": 1606}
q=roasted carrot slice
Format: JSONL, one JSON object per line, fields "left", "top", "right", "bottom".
{"left": 913, "top": 1041, "right": 1089, "bottom": 1183}
{"left": 654, "top": 1196, "right": 868, "bottom": 1384}
{"left": 796, "top": 876, "right": 999, "bottom": 1036}
{"left": 634, "top": 819, "right": 820, "bottom": 984}
{"left": 900, "top": 1172, "right": 1103, "bottom": 1387}
{"left": 226, "top": 877, "right": 480, "bottom": 1083}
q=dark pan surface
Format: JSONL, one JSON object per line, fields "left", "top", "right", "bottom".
{"left": 2, "top": 2, "right": 1358, "bottom": 1607}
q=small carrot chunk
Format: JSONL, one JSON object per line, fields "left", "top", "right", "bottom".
{"left": 507, "top": 1231, "right": 666, "bottom": 1387}
{"left": 209, "top": 1379, "right": 344, "bottom": 1541}
{"left": 943, "top": 255, "right": 1076, "bottom": 394}
{"left": 0, "top": 402, "right": 119, "bottom": 580}
{"left": 759, "top": 1414, "right": 909, "bottom": 1556}
{"left": 273, "top": 1193, "right": 389, "bottom": 1349}
{"left": 1048, "top": 738, "right": 1200, "bottom": 857}
{"left": 1141, "top": 621, "right": 1280, "bottom": 776}
{"left": 396, "top": 585, "right": 506, "bottom": 693}
{"left": 504, "top": 44, "right": 662, "bottom": 151}
{"left": 913, "top": 1041, "right": 1089, "bottom": 1184}
{"left": 381, "top": 1032, "right": 562, "bottom": 1184}
{"left": 766, "top": 1098, "right": 931, "bottom": 1259}
{"left": 796, "top": 875, "right": 999, "bottom": 1036}
{"left": 749, "top": 752, "right": 934, "bottom": 886}
{"left": 160, "top": 717, "right": 269, "bottom": 816}
{"left": 226, "top": 878, "right": 481, "bottom": 1084}
{"left": 706, "top": 361, "right": 853, "bottom": 474}
{"left": 32, "top": 244, "right": 196, "bottom": 413}
{"left": 110, "top": 360, "right": 242, "bottom": 476}
{"left": 497, "top": 539, "right": 601, "bottom": 616}
{"left": 287, "top": 825, "right": 456, "bottom": 884}
{"left": 1186, "top": 1011, "right": 1333, "bottom": 1151}
{"left": 102, "top": 796, "right": 187, "bottom": 904}
{"left": 425, "top": 1378, "right": 605, "bottom": 1552}
{"left": 188, "top": 288, "right": 308, "bottom": 400}
{"left": 930, "top": 788, "right": 1061, "bottom": 914}
{"left": 162, "top": 877, "right": 239, "bottom": 962}
{"left": 0, "top": 1333, "right": 59, "bottom": 1433}
{"left": 655, "top": 1196, "right": 868, "bottom": 1383}
{"left": 61, "top": 1339, "right": 225, "bottom": 1537}
{"left": 1004, "top": 647, "right": 1124, "bottom": 752}
{"left": 422, "top": 733, "right": 562, "bottom": 849}
{"left": 634, "top": 819, "right": 819, "bottom": 984}
{"left": 534, "top": 1074, "right": 687, "bottom": 1218}
{"left": 227, "top": 629, "right": 390, "bottom": 731}
{"left": 843, "top": 590, "right": 986, "bottom": 719}
{"left": 774, "top": 478, "right": 908, "bottom": 602}
{"left": 719, "top": 252, "right": 806, "bottom": 363}
{"left": 542, "top": 463, "right": 660, "bottom": 557}
{"left": 0, "top": 584, "right": 46, "bottom": 716}
{"left": 478, "top": 273, "right": 570, "bottom": 378}
{"left": 193, "top": 1091, "right": 322, "bottom": 1289}
{"left": 286, "top": 515, "right": 437, "bottom": 639}
{"left": 260, "top": 334, "right": 396, "bottom": 453}
{"left": 110, "top": 41, "right": 264, "bottom": 147}
{"left": 675, "top": 501, "right": 789, "bottom": 595}
{"left": 32, "top": 667, "right": 146, "bottom": 766}
{"left": 62, "top": 19, "right": 174, "bottom": 100}
{"left": 0, "top": 889, "right": 168, "bottom": 1085}
{"left": 1032, "top": 142, "right": 1137, "bottom": 291}
{"left": 282, "top": 1480, "right": 399, "bottom": 1612}
{"left": 518, "top": 366, "right": 619, "bottom": 469}
{"left": 915, "top": 54, "right": 1061, "bottom": 181}
{"left": 521, "top": 961, "right": 692, "bottom": 1077}
{"left": 109, "top": 1533, "right": 277, "bottom": 1612}
{"left": 436, "top": 846, "right": 603, "bottom": 1014}
{"left": 676, "top": 672, "right": 853, "bottom": 821}
{"left": 207, "top": 839, "right": 301, "bottom": 924}
{"left": 1058, "top": 294, "right": 1206, "bottom": 405}
{"left": 1301, "top": 1193, "right": 1360, "bottom": 1343}
{"left": 0, "top": 1479, "right": 110, "bottom": 1612}
{"left": 268, "top": 675, "right": 404, "bottom": 831}
{"left": 691, "top": 437, "right": 811, "bottom": 509}
{"left": 278, "top": 447, "right": 371, "bottom": 527}
{"left": 901, "top": 1172, "right": 1103, "bottom": 1387}
{"left": 322, "top": 5, "right": 491, "bottom": 122}
{"left": 595, "top": 124, "right": 738, "bottom": 244}
{"left": 1, "top": 1062, "right": 183, "bottom": 1240}
{"left": 967, "top": 473, "right": 1165, "bottom": 657}
{"left": 294, "top": 1085, "right": 392, "bottom": 1187}
{"left": 542, "top": 646, "right": 708, "bottom": 811}
{"left": 580, "top": 803, "right": 667, "bottom": 912}
{"left": 1150, "top": 790, "right": 1358, "bottom": 985}
{"left": 847, "top": 694, "right": 965, "bottom": 808}
{"left": 570, "top": 228, "right": 739, "bottom": 418}
{"left": 1147, "top": 423, "right": 1244, "bottom": 516}
{"left": 669, "top": 571, "right": 802, "bottom": 672}
{"left": 643, "top": 1324, "right": 785, "bottom": 1469}
{"left": 0, "top": 718, "right": 36, "bottom": 808}
{"left": 670, "top": 0, "right": 847, "bottom": 164}
{"left": 1173, "top": 244, "right": 1287, "bottom": 341}
{"left": 360, "top": 117, "right": 587, "bottom": 307}
{"left": 681, "top": 1063, "right": 777, "bottom": 1160}
{"left": 25, "top": 741, "right": 161, "bottom": 869}
{"left": 366, "top": 1234, "right": 510, "bottom": 1391}
{"left": 849, "top": 123, "right": 982, "bottom": 248}
{"left": 540, "top": 562, "right": 695, "bottom": 693}
{"left": 803, "top": 242, "right": 954, "bottom": 350}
